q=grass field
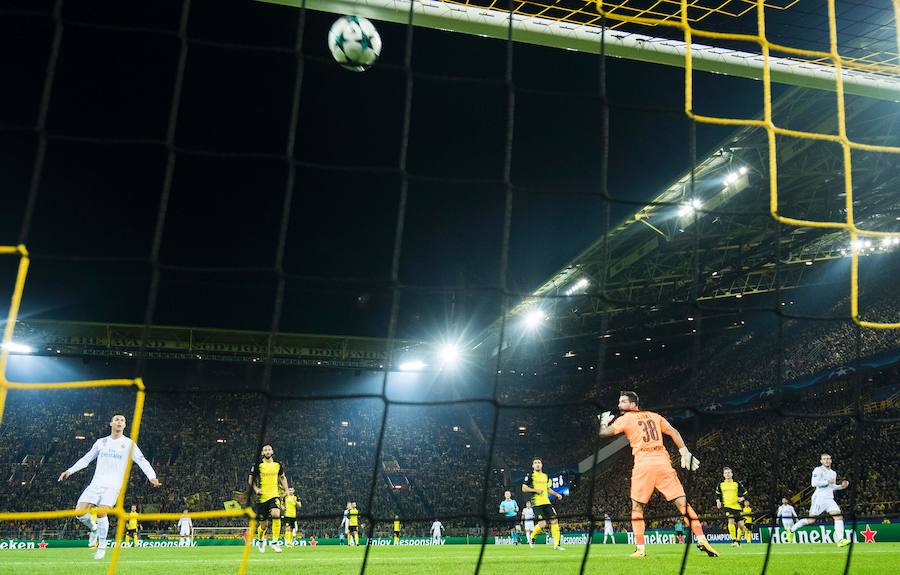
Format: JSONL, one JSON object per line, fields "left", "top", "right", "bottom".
{"left": 1, "top": 543, "right": 897, "bottom": 575}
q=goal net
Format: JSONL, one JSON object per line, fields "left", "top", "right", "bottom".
{"left": 0, "top": 1, "right": 897, "bottom": 574}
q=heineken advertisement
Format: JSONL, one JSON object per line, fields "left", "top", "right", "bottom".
{"left": 1, "top": 524, "right": 892, "bottom": 550}
{"left": 759, "top": 523, "right": 889, "bottom": 544}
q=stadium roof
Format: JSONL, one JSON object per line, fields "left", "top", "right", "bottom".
{"left": 481, "top": 86, "right": 900, "bottom": 349}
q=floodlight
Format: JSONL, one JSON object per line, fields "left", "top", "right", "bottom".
{"left": 523, "top": 309, "right": 545, "bottom": 329}
{"left": 438, "top": 344, "right": 461, "bottom": 367}
{"left": 398, "top": 360, "right": 427, "bottom": 371}
{"left": 2, "top": 342, "right": 33, "bottom": 354}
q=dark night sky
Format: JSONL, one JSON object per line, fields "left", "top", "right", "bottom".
{"left": 0, "top": 0, "right": 775, "bottom": 339}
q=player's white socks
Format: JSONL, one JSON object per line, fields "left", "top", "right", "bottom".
{"left": 77, "top": 513, "right": 97, "bottom": 532}
{"left": 96, "top": 516, "right": 109, "bottom": 549}
{"left": 791, "top": 518, "right": 813, "bottom": 532}
{"left": 834, "top": 519, "right": 845, "bottom": 541}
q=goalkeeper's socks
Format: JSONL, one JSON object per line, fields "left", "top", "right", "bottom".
{"left": 551, "top": 524, "right": 561, "bottom": 547}
{"left": 631, "top": 508, "right": 646, "bottom": 545}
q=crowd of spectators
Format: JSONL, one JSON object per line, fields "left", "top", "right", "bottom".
{"left": 1, "top": 271, "right": 897, "bottom": 541}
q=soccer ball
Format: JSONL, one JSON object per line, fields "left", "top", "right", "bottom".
{"left": 328, "top": 16, "right": 382, "bottom": 72}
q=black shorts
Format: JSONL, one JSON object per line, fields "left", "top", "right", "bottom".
{"left": 504, "top": 517, "right": 519, "bottom": 530}
{"left": 393, "top": 530, "right": 400, "bottom": 538}
{"left": 255, "top": 497, "right": 281, "bottom": 520}
{"left": 723, "top": 507, "right": 743, "bottom": 521}
{"left": 283, "top": 516, "right": 297, "bottom": 529}
{"left": 348, "top": 525, "right": 358, "bottom": 533}
{"left": 126, "top": 528, "right": 137, "bottom": 536}
{"left": 533, "top": 504, "right": 557, "bottom": 522}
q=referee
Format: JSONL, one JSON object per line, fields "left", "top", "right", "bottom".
{"left": 499, "top": 490, "right": 521, "bottom": 545}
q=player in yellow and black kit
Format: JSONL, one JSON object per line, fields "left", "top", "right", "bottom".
{"left": 393, "top": 515, "right": 401, "bottom": 545}
{"left": 348, "top": 502, "right": 360, "bottom": 546}
{"left": 282, "top": 487, "right": 301, "bottom": 547}
{"left": 522, "top": 457, "right": 564, "bottom": 551}
{"left": 249, "top": 444, "right": 289, "bottom": 553}
{"left": 742, "top": 500, "right": 754, "bottom": 543}
{"left": 125, "top": 505, "right": 140, "bottom": 548}
{"left": 715, "top": 467, "right": 749, "bottom": 547}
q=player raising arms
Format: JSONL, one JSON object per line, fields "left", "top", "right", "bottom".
{"left": 522, "top": 457, "right": 564, "bottom": 551}
{"left": 248, "top": 444, "right": 289, "bottom": 553}
{"left": 788, "top": 453, "right": 850, "bottom": 547}
{"left": 58, "top": 413, "right": 160, "bottom": 560}
{"left": 598, "top": 391, "right": 718, "bottom": 558}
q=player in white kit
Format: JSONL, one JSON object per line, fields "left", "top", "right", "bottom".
{"left": 178, "top": 510, "right": 193, "bottom": 546}
{"left": 58, "top": 414, "right": 159, "bottom": 560}
{"left": 522, "top": 501, "right": 536, "bottom": 547}
{"left": 789, "top": 454, "right": 850, "bottom": 546}
{"left": 430, "top": 519, "right": 444, "bottom": 544}
{"left": 340, "top": 503, "right": 350, "bottom": 545}
{"left": 603, "top": 512, "right": 615, "bottom": 544}
{"left": 777, "top": 497, "right": 798, "bottom": 540}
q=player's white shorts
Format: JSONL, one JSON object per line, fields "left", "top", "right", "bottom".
{"left": 524, "top": 521, "right": 535, "bottom": 532}
{"left": 180, "top": 528, "right": 192, "bottom": 536}
{"left": 604, "top": 528, "right": 614, "bottom": 536}
{"left": 808, "top": 498, "right": 841, "bottom": 517}
{"left": 78, "top": 484, "right": 120, "bottom": 508}
{"left": 781, "top": 519, "right": 795, "bottom": 531}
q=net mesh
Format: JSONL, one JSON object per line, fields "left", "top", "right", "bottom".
{"left": 440, "top": 0, "right": 900, "bottom": 76}
{"left": 0, "top": 0, "right": 898, "bottom": 574}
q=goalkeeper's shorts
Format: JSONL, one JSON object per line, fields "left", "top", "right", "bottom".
{"left": 630, "top": 459, "right": 685, "bottom": 504}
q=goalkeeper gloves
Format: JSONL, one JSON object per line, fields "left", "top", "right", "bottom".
{"left": 679, "top": 447, "right": 700, "bottom": 471}
{"left": 598, "top": 411, "right": 615, "bottom": 427}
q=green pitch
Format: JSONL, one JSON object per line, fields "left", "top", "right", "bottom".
{"left": 1, "top": 543, "right": 897, "bottom": 575}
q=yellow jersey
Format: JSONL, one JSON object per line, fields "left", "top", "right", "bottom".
{"left": 349, "top": 508, "right": 359, "bottom": 527}
{"left": 743, "top": 505, "right": 753, "bottom": 525}
{"left": 284, "top": 495, "right": 298, "bottom": 518}
{"left": 715, "top": 479, "right": 748, "bottom": 510}
{"left": 523, "top": 471, "right": 552, "bottom": 506}
{"left": 249, "top": 459, "right": 285, "bottom": 502}
{"left": 127, "top": 511, "right": 138, "bottom": 530}
{"left": 393, "top": 520, "right": 401, "bottom": 532}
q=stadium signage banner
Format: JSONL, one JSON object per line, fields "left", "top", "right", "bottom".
{"left": 760, "top": 524, "right": 888, "bottom": 544}
{"left": 0, "top": 540, "right": 38, "bottom": 549}
{"left": 366, "top": 537, "right": 446, "bottom": 546}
